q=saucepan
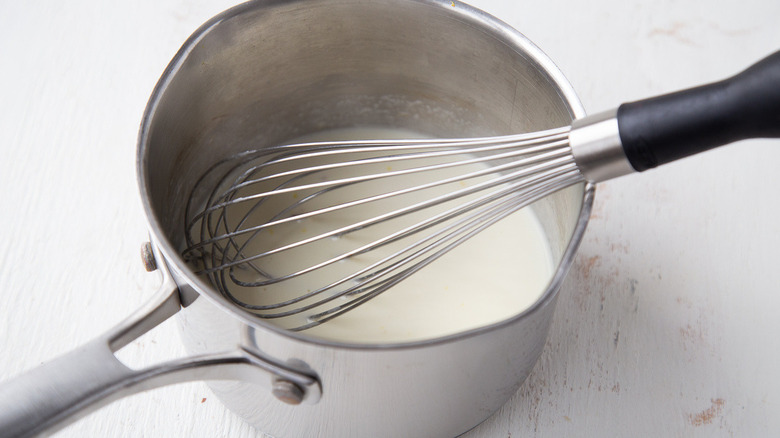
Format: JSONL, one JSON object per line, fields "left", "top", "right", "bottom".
{"left": 0, "top": 1, "right": 592, "bottom": 436}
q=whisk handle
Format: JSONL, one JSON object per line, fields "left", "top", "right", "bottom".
{"left": 617, "top": 49, "right": 780, "bottom": 172}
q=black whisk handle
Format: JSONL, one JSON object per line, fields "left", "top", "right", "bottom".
{"left": 617, "top": 49, "right": 780, "bottom": 172}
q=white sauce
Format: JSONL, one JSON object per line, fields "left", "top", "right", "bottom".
{"left": 210, "top": 127, "right": 554, "bottom": 344}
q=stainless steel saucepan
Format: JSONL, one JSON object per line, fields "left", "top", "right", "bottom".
{"left": 0, "top": 1, "right": 592, "bottom": 436}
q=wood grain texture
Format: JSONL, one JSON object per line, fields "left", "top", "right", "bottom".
{"left": 0, "top": 0, "right": 779, "bottom": 437}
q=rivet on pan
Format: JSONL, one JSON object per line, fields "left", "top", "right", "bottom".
{"left": 141, "top": 242, "right": 157, "bottom": 272}
{"left": 272, "top": 380, "right": 305, "bottom": 405}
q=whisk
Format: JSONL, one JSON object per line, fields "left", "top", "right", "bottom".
{"left": 184, "top": 50, "right": 780, "bottom": 331}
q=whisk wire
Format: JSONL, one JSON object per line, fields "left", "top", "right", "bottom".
{"left": 233, "top": 161, "right": 580, "bottom": 309}
{"left": 184, "top": 129, "right": 585, "bottom": 330}
{"left": 192, "top": 148, "right": 575, "bottom": 277}
{"left": 184, "top": 139, "right": 572, "bottom": 261}
{"left": 299, "top": 168, "right": 584, "bottom": 330}
{"left": 219, "top": 131, "right": 571, "bottom": 201}
{"left": 185, "top": 129, "right": 569, "bottom": 231}
{"left": 219, "top": 164, "right": 581, "bottom": 329}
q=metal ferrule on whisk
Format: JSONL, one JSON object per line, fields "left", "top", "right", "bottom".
{"left": 569, "top": 109, "right": 636, "bottom": 182}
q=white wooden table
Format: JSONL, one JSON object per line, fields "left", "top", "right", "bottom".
{"left": 1, "top": 1, "right": 779, "bottom": 436}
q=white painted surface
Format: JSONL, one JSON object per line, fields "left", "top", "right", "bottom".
{"left": 0, "top": 0, "right": 778, "bottom": 436}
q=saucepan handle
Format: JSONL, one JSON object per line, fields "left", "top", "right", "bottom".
{"left": 0, "top": 259, "right": 320, "bottom": 438}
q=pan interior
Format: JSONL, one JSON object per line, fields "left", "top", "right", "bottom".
{"left": 139, "top": 0, "right": 586, "bottom": 339}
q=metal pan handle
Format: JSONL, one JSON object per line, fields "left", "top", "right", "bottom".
{"left": 0, "top": 250, "right": 321, "bottom": 438}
